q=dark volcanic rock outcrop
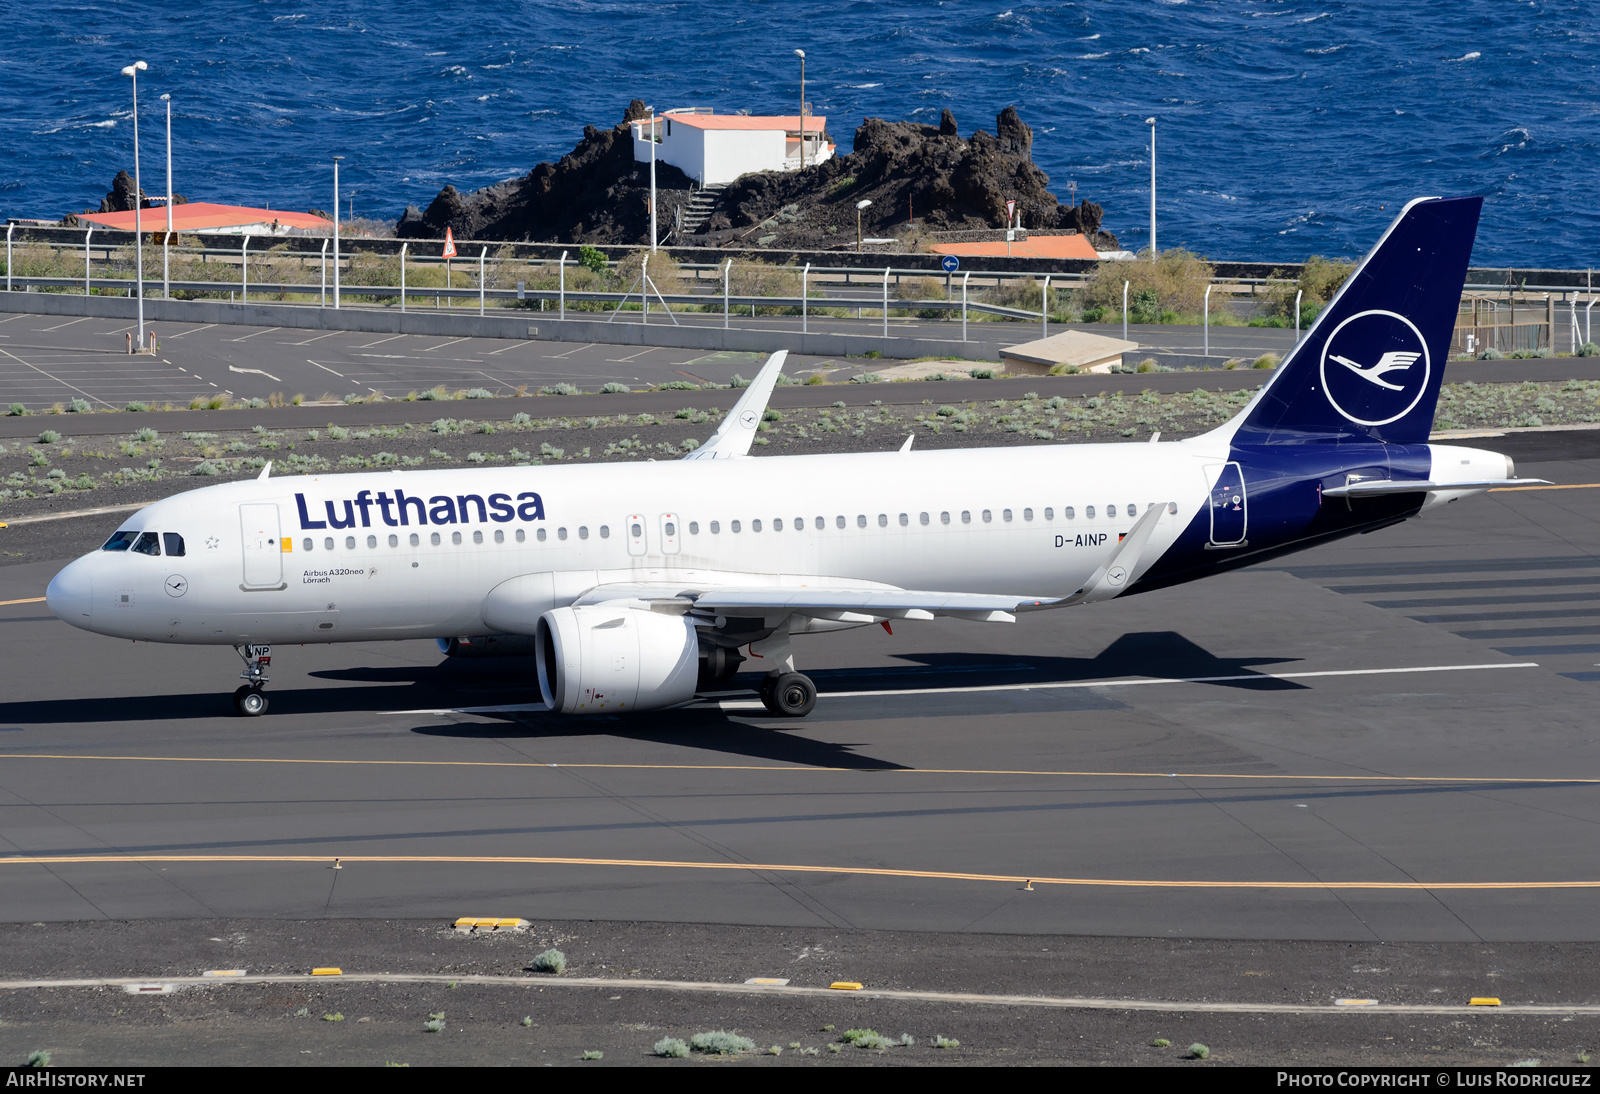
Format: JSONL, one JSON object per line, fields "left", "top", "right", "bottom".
{"left": 397, "top": 102, "right": 1113, "bottom": 251}
{"left": 97, "top": 170, "right": 149, "bottom": 213}
{"left": 396, "top": 102, "right": 692, "bottom": 245}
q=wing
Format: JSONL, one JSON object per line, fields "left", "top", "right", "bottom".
{"left": 680, "top": 350, "right": 787, "bottom": 461}
{"left": 570, "top": 581, "right": 1052, "bottom": 624}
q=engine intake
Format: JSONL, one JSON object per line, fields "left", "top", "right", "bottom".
{"left": 535, "top": 605, "right": 700, "bottom": 713}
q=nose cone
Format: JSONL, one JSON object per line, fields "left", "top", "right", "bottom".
{"left": 46, "top": 558, "right": 93, "bottom": 629}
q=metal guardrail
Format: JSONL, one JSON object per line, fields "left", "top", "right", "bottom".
{"left": 0, "top": 277, "right": 1039, "bottom": 321}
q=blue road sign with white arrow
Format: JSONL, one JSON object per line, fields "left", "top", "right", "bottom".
{"left": 940, "top": 255, "right": 959, "bottom": 273}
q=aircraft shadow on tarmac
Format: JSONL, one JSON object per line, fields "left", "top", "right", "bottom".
{"left": 0, "top": 632, "right": 1301, "bottom": 771}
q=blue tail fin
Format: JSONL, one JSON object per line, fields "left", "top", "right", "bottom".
{"left": 1235, "top": 196, "right": 1482, "bottom": 445}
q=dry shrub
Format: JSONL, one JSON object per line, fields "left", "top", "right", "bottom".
{"left": 1083, "top": 248, "right": 1215, "bottom": 319}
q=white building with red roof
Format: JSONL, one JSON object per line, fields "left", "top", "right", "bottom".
{"left": 631, "top": 109, "right": 832, "bottom": 187}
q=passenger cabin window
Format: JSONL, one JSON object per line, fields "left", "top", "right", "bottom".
{"left": 388, "top": 534, "right": 399, "bottom": 547}
{"left": 962, "top": 511, "right": 971, "bottom": 524}
{"left": 731, "top": 520, "right": 742, "bottom": 533}
{"left": 1085, "top": 506, "right": 1095, "bottom": 519}
{"left": 899, "top": 513, "right": 909, "bottom": 526}
{"left": 878, "top": 514, "right": 888, "bottom": 528}
{"left": 752, "top": 519, "right": 762, "bottom": 532}
{"left": 495, "top": 529, "right": 505, "bottom": 543}
{"left": 835, "top": 516, "right": 846, "bottom": 529}
{"left": 324, "top": 537, "right": 334, "bottom": 551}
{"left": 1107, "top": 505, "right": 1117, "bottom": 518}
{"left": 473, "top": 530, "right": 484, "bottom": 544}
{"left": 773, "top": 519, "right": 783, "bottom": 532}
{"left": 855, "top": 515, "right": 866, "bottom": 528}
{"left": 599, "top": 525, "right": 610, "bottom": 539}
{"left": 101, "top": 530, "right": 137, "bottom": 552}
{"left": 920, "top": 512, "right": 930, "bottom": 525}
{"left": 132, "top": 532, "right": 161, "bottom": 556}
{"left": 558, "top": 527, "right": 568, "bottom": 540}
{"left": 303, "top": 538, "right": 314, "bottom": 552}
{"left": 1044, "top": 508, "right": 1054, "bottom": 520}
{"left": 578, "top": 526, "right": 588, "bottom": 540}
{"left": 452, "top": 531, "right": 463, "bottom": 545}
{"left": 536, "top": 528, "right": 547, "bottom": 541}
{"left": 515, "top": 529, "right": 526, "bottom": 542}
{"left": 410, "top": 533, "right": 420, "bottom": 547}
{"left": 367, "top": 535, "right": 378, "bottom": 548}
{"left": 346, "top": 536, "right": 356, "bottom": 549}
{"left": 982, "top": 510, "right": 992, "bottom": 523}
{"left": 1064, "top": 507, "right": 1075, "bottom": 519}
{"left": 1127, "top": 503, "right": 1137, "bottom": 517}
{"left": 1003, "top": 509, "right": 1013, "bottom": 522}
{"left": 1023, "top": 508, "right": 1034, "bottom": 521}
{"left": 941, "top": 512, "right": 951, "bottom": 524}
{"left": 163, "top": 533, "right": 186, "bottom": 557}
{"left": 815, "top": 517, "right": 825, "bottom": 530}
{"left": 710, "top": 521, "right": 720, "bottom": 534}
{"left": 688, "top": 521, "right": 699, "bottom": 535}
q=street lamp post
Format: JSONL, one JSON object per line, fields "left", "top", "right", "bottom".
{"left": 856, "top": 199, "right": 872, "bottom": 253}
{"left": 160, "top": 93, "right": 171, "bottom": 300}
{"left": 121, "top": 60, "right": 148, "bottom": 350}
{"left": 794, "top": 49, "right": 806, "bottom": 169}
{"left": 647, "top": 108, "right": 657, "bottom": 253}
{"left": 1145, "top": 117, "right": 1156, "bottom": 259}
{"left": 332, "top": 157, "right": 343, "bottom": 309}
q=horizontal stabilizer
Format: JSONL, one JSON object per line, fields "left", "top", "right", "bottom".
{"left": 1323, "top": 478, "right": 1549, "bottom": 498}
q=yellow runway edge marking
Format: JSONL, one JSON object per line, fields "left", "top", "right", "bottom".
{"left": 0, "top": 853, "right": 1591, "bottom": 892}
{"left": 1, "top": 752, "right": 1594, "bottom": 784}
{"left": 1492, "top": 483, "right": 1600, "bottom": 492}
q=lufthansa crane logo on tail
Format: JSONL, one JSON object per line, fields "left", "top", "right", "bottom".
{"left": 1318, "top": 309, "right": 1432, "bottom": 427}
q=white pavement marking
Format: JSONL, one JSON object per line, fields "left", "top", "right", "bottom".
{"left": 606, "top": 347, "right": 656, "bottom": 363}
{"left": 308, "top": 359, "right": 344, "bottom": 377}
{"left": 398, "top": 663, "right": 1540, "bottom": 718}
{"left": 485, "top": 341, "right": 531, "bottom": 356}
{"left": 420, "top": 337, "right": 469, "bottom": 352}
{"left": 1, "top": 502, "right": 150, "bottom": 526}
{"left": 548, "top": 342, "right": 596, "bottom": 359}
{"left": 0, "top": 347, "right": 113, "bottom": 407}
{"left": 0, "top": 971, "right": 1587, "bottom": 1016}
{"left": 227, "top": 327, "right": 281, "bottom": 343}
{"left": 0, "top": 315, "right": 28, "bottom": 326}
{"left": 37, "top": 317, "right": 90, "bottom": 332}
{"left": 281, "top": 332, "right": 341, "bottom": 346}
{"left": 164, "top": 324, "right": 216, "bottom": 339}
{"left": 355, "top": 334, "right": 405, "bottom": 349}
{"left": 228, "top": 365, "right": 282, "bottom": 382}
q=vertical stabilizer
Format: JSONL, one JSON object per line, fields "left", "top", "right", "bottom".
{"left": 1233, "top": 196, "right": 1481, "bottom": 445}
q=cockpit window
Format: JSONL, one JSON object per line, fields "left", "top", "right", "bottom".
{"left": 162, "top": 532, "right": 185, "bottom": 557}
{"left": 101, "top": 530, "right": 138, "bottom": 552}
{"left": 131, "top": 532, "right": 161, "bottom": 556}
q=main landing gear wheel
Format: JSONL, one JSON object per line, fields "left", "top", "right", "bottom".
{"left": 760, "top": 672, "right": 817, "bottom": 718}
{"left": 233, "top": 685, "right": 268, "bottom": 717}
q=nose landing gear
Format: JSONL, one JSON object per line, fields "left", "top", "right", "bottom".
{"left": 232, "top": 644, "right": 271, "bottom": 717}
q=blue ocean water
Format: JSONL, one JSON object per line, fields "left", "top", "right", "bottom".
{"left": 2, "top": 1, "right": 1597, "bottom": 266}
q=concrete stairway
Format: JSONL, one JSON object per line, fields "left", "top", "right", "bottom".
{"left": 679, "top": 186, "right": 724, "bottom": 235}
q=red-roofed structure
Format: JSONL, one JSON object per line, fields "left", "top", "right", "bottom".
{"left": 931, "top": 234, "right": 1102, "bottom": 261}
{"left": 632, "top": 109, "right": 833, "bottom": 187}
{"left": 76, "top": 203, "right": 334, "bottom": 237}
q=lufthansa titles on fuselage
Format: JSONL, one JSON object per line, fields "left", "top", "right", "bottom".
{"left": 294, "top": 488, "right": 545, "bottom": 531}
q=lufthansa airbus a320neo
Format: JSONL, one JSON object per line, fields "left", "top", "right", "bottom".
{"left": 47, "top": 197, "right": 1540, "bottom": 718}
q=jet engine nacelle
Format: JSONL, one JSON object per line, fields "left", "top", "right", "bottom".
{"left": 535, "top": 605, "right": 699, "bottom": 713}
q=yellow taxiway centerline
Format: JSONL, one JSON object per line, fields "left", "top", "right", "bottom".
{"left": 0, "top": 853, "right": 1592, "bottom": 892}
{"left": 0, "top": 597, "right": 46, "bottom": 607}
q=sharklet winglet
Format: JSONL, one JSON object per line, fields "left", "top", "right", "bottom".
{"left": 680, "top": 350, "right": 787, "bottom": 461}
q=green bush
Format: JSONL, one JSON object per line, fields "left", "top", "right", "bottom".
{"left": 1579, "top": 342, "right": 1600, "bottom": 357}
{"left": 654, "top": 1037, "right": 689, "bottom": 1058}
{"left": 38, "top": 430, "right": 60, "bottom": 444}
{"left": 600, "top": 382, "right": 630, "bottom": 394}
{"left": 578, "top": 245, "right": 607, "bottom": 274}
{"left": 530, "top": 948, "right": 566, "bottom": 974}
{"left": 1480, "top": 348, "right": 1505, "bottom": 360}
{"left": 691, "top": 1031, "right": 757, "bottom": 1055}
{"left": 540, "top": 383, "right": 579, "bottom": 396}
{"left": 67, "top": 398, "right": 92, "bottom": 413}
{"left": 1189, "top": 1042, "right": 1211, "bottom": 1060}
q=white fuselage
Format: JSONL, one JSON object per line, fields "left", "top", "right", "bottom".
{"left": 45, "top": 433, "right": 1505, "bottom": 648}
